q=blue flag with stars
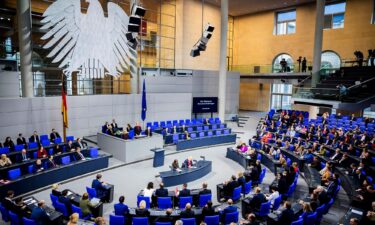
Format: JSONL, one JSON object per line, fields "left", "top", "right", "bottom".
{"left": 141, "top": 79, "right": 147, "bottom": 121}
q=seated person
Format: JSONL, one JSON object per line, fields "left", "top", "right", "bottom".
{"left": 279, "top": 154, "right": 287, "bottom": 168}
{"left": 59, "top": 190, "right": 73, "bottom": 215}
{"left": 53, "top": 144, "right": 62, "bottom": 155}
{"left": 51, "top": 183, "right": 61, "bottom": 197}
{"left": 179, "top": 183, "right": 190, "bottom": 197}
{"left": 277, "top": 201, "right": 294, "bottom": 225}
{"left": 266, "top": 186, "right": 280, "bottom": 207}
{"left": 183, "top": 156, "right": 195, "bottom": 168}
{"left": 240, "top": 213, "right": 259, "bottom": 225}
{"left": 65, "top": 140, "right": 75, "bottom": 152}
{"left": 20, "top": 149, "right": 29, "bottom": 162}
{"left": 34, "top": 159, "right": 44, "bottom": 173}
{"left": 30, "top": 131, "right": 40, "bottom": 144}
{"left": 237, "top": 172, "right": 246, "bottom": 189}
{"left": 134, "top": 122, "right": 142, "bottom": 136}
{"left": 180, "top": 203, "right": 195, "bottom": 218}
{"left": 184, "top": 131, "right": 190, "bottom": 140}
{"left": 17, "top": 133, "right": 27, "bottom": 146}
{"left": 121, "top": 130, "right": 129, "bottom": 140}
{"left": 37, "top": 146, "right": 48, "bottom": 158}
{"left": 365, "top": 201, "right": 375, "bottom": 222}
{"left": 309, "top": 156, "right": 321, "bottom": 170}
{"left": 220, "top": 199, "right": 237, "bottom": 222}
{"left": 299, "top": 202, "right": 314, "bottom": 222}
{"left": 199, "top": 182, "right": 211, "bottom": 195}
{"left": 3, "top": 137, "right": 15, "bottom": 151}
{"left": 145, "top": 127, "right": 152, "bottom": 137}
{"left": 80, "top": 193, "right": 93, "bottom": 218}
{"left": 75, "top": 147, "right": 86, "bottom": 161}
{"left": 13, "top": 197, "right": 28, "bottom": 218}
{"left": 94, "top": 217, "right": 107, "bottom": 225}
{"left": 91, "top": 174, "right": 109, "bottom": 201}
{"left": 201, "top": 200, "right": 216, "bottom": 220}
{"left": 330, "top": 148, "right": 342, "bottom": 162}
{"left": 75, "top": 138, "right": 87, "bottom": 150}
{"left": 126, "top": 124, "right": 133, "bottom": 132}
{"left": 2, "top": 190, "right": 16, "bottom": 211}
{"left": 0, "top": 154, "right": 12, "bottom": 167}
{"left": 46, "top": 155, "right": 57, "bottom": 168}
{"left": 49, "top": 129, "right": 61, "bottom": 142}
{"left": 67, "top": 213, "right": 79, "bottom": 225}
{"left": 114, "top": 196, "right": 129, "bottom": 218}
{"left": 30, "top": 200, "right": 48, "bottom": 225}
{"left": 102, "top": 122, "right": 110, "bottom": 133}
{"left": 277, "top": 173, "right": 288, "bottom": 195}
{"left": 223, "top": 175, "right": 239, "bottom": 199}
{"left": 302, "top": 149, "right": 314, "bottom": 163}
{"left": 172, "top": 126, "right": 178, "bottom": 134}
{"left": 249, "top": 187, "right": 267, "bottom": 211}
{"left": 135, "top": 200, "right": 150, "bottom": 217}
{"left": 156, "top": 208, "right": 174, "bottom": 223}
{"left": 172, "top": 159, "right": 180, "bottom": 171}
{"left": 111, "top": 119, "right": 119, "bottom": 130}
{"left": 155, "top": 183, "right": 168, "bottom": 197}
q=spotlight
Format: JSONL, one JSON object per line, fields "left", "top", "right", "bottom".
{"left": 132, "top": 5, "right": 146, "bottom": 17}
{"left": 128, "top": 24, "right": 140, "bottom": 32}
{"left": 205, "top": 23, "right": 215, "bottom": 32}
{"left": 190, "top": 47, "right": 200, "bottom": 57}
{"left": 129, "top": 16, "right": 141, "bottom": 25}
{"left": 203, "top": 31, "right": 212, "bottom": 39}
{"left": 126, "top": 32, "right": 137, "bottom": 41}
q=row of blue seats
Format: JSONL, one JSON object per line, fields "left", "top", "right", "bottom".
{"left": 171, "top": 129, "right": 231, "bottom": 143}
{"left": 269, "top": 109, "right": 309, "bottom": 118}
{"left": 162, "top": 124, "right": 226, "bottom": 135}
{"left": 146, "top": 118, "right": 222, "bottom": 129}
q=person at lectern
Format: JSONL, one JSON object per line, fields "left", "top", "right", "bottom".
{"left": 134, "top": 122, "right": 142, "bottom": 136}
{"left": 92, "top": 174, "right": 108, "bottom": 202}
{"left": 183, "top": 156, "right": 195, "bottom": 168}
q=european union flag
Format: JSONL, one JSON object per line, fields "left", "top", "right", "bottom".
{"left": 141, "top": 79, "right": 147, "bottom": 121}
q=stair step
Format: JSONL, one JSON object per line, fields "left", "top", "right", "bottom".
{"left": 238, "top": 116, "right": 250, "bottom": 119}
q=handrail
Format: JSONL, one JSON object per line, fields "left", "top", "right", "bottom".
{"left": 294, "top": 75, "right": 312, "bottom": 87}
{"left": 347, "top": 76, "right": 375, "bottom": 90}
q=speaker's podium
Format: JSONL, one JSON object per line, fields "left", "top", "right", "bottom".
{"left": 151, "top": 148, "right": 165, "bottom": 167}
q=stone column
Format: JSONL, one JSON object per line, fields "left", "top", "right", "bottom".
{"left": 218, "top": 0, "right": 228, "bottom": 121}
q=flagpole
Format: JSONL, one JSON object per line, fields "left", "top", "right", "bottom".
{"left": 62, "top": 73, "right": 67, "bottom": 142}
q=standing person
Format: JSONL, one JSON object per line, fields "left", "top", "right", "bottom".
{"left": 50, "top": 128, "right": 61, "bottom": 142}
{"left": 302, "top": 57, "right": 307, "bottom": 72}
{"left": 17, "top": 133, "right": 27, "bottom": 146}
{"left": 280, "top": 58, "right": 287, "bottom": 72}
{"left": 297, "top": 56, "right": 302, "bottom": 72}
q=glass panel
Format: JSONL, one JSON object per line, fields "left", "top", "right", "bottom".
{"left": 273, "top": 54, "right": 294, "bottom": 72}
{"left": 277, "top": 22, "right": 287, "bottom": 35}
{"left": 277, "top": 11, "right": 296, "bottom": 22}
{"left": 271, "top": 95, "right": 282, "bottom": 110}
{"left": 332, "top": 13, "right": 345, "bottom": 28}
{"left": 325, "top": 2, "right": 346, "bottom": 15}
{"left": 282, "top": 96, "right": 292, "bottom": 109}
{"left": 321, "top": 51, "right": 341, "bottom": 69}
{"left": 287, "top": 21, "right": 296, "bottom": 34}
{"left": 324, "top": 15, "right": 333, "bottom": 29}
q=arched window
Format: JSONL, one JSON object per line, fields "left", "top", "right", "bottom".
{"left": 321, "top": 51, "right": 341, "bottom": 69}
{"left": 272, "top": 53, "right": 294, "bottom": 73}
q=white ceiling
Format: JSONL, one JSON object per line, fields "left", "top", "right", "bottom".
{"left": 205, "top": 0, "right": 317, "bottom": 16}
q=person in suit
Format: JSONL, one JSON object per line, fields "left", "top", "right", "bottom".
{"left": 3, "top": 137, "right": 15, "bottom": 151}
{"left": 201, "top": 200, "right": 216, "bottom": 220}
{"left": 16, "top": 133, "right": 27, "bottom": 146}
{"left": 179, "top": 125, "right": 186, "bottom": 133}
{"left": 2, "top": 190, "right": 16, "bottom": 211}
{"left": 250, "top": 187, "right": 267, "bottom": 211}
{"left": 241, "top": 213, "right": 260, "bottom": 225}
{"left": 172, "top": 126, "right": 178, "bottom": 134}
{"left": 51, "top": 183, "right": 61, "bottom": 197}
{"left": 180, "top": 203, "right": 195, "bottom": 218}
{"left": 75, "top": 147, "right": 86, "bottom": 161}
{"left": 30, "top": 200, "right": 49, "bottom": 225}
{"left": 330, "top": 148, "right": 342, "bottom": 162}
{"left": 134, "top": 122, "right": 142, "bottom": 136}
{"left": 49, "top": 129, "right": 61, "bottom": 142}
{"left": 155, "top": 183, "right": 168, "bottom": 197}
{"left": 114, "top": 196, "right": 129, "bottom": 219}
{"left": 277, "top": 201, "right": 294, "bottom": 225}
{"left": 37, "top": 146, "right": 48, "bottom": 158}
{"left": 30, "top": 131, "right": 40, "bottom": 144}
{"left": 79, "top": 192, "right": 93, "bottom": 218}
{"left": 46, "top": 155, "right": 57, "bottom": 168}
{"left": 135, "top": 200, "right": 150, "bottom": 217}
{"left": 183, "top": 156, "right": 195, "bottom": 168}
{"left": 92, "top": 174, "right": 108, "bottom": 201}
{"left": 223, "top": 175, "right": 239, "bottom": 199}
{"left": 338, "top": 153, "right": 350, "bottom": 168}
{"left": 65, "top": 140, "right": 75, "bottom": 152}
{"left": 314, "top": 186, "right": 329, "bottom": 205}
{"left": 277, "top": 173, "right": 288, "bottom": 195}
{"left": 13, "top": 197, "right": 28, "bottom": 218}
{"left": 237, "top": 172, "right": 246, "bottom": 189}
{"left": 145, "top": 127, "right": 152, "bottom": 137}
{"left": 326, "top": 174, "right": 339, "bottom": 199}
{"left": 179, "top": 183, "right": 190, "bottom": 197}
{"left": 111, "top": 119, "right": 118, "bottom": 130}
{"left": 20, "top": 149, "right": 29, "bottom": 162}
{"left": 53, "top": 144, "right": 62, "bottom": 155}
{"left": 156, "top": 208, "right": 174, "bottom": 223}
{"left": 59, "top": 189, "right": 73, "bottom": 215}
{"left": 220, "top": 199, "right": 237, "bottom": 222}
{"left": 199, "top": 182, "right": 211, "bottom": 195}
{"left": 74, "top": 138, "right": 87, "bottom": 150}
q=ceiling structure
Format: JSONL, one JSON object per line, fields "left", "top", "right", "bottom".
{"left": 205, "top": 0, "right": 317, "bottom": 17}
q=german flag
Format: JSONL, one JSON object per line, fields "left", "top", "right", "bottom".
{"left": 61, "top": 75, "right": 68, "bottom": 128}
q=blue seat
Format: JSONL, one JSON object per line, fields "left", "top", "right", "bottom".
{"left": 155, "top": 223, "right": 171, "bottom": 225}
{"left": 28, "top": 165, "right": 34, "bottom": 174}
{"left": 272, "top": 195, "right": 282, "bottom": 210}
{"left": 66, "top": 136, "right": 74, "bottom": 142}
{"left": 132, "top": 217, "right": 148, "bottom": 225}
{"left": 160, "top": 121, "right": 166, "bottom": 127}
{"left": 215, "top": 130, "right": 222, "bottom": 135}
{"left": 242, "top": 181, "right": 252, "bottom": 195}
{"left": 204, "top": 126, "right": 209, "bottom": 131}
{"left": 14, "top": 145, "right": 24, "bottom": 151}
{"left": 207, "top": 131, "right": 213, "bottom": 136}
{"left": 179, "top": 196, "right": 193, "bottom": 209}
{"left": 321, "top": 162, "right": 326, "bottom": 169}
{"left": 54, "top": 138, "right": 62, "bottom": 144}
{"left": 33, "top": 152, "right": 37, "bottom": 159}
{"left": 72, "top": 204, "right": 91, "bottom": 220}
{"left": 286, "top": 158, "right": 291, "bottom": 167}
{"left": 211, "top": 125, "right": 217, "bottom": 130}
{"left": 254, "top": 201, "right": 271, "bottom": 217}
{"left": 0, "top": 147, "right": 9, "bottom": 155}
{"left": 55, "top": 201, "right": 69, "bottom": 217}
{"left": 50, "top": 194, "right": 58, "bottom": 208}
{"left": 28, "top": 142, "right": 38, "bottom": 149}
{"left": 172, "top": 134, "right": 179, "bottom": 144}
{"left": 190, "top": 133, "right": 196, "bottom": 139}
{"left": 199, "top": 132, "right": 205, "bottom": 138}
{"left": 8, "top": 168, "right": 21, "bottom": 180}
{"left": 220, "top": 124, "right": 225, "bottom": 129}
{"left": 0, "top": 204, "right": 9, "bottom": 222}
{"left": 224, "top": 211, "right": 239, "bottom": 224}
{"left": 204, "top": 215, "right": 220, "bottom": 225}
{"left": 323, "top": 198, "right": 334, "bottom": 214}
{"left": 157, "top": 197, "right": 172, "bottom": 209}
{"left": 199, "top": 194, "right": 212, "bottom": 207}
{"left": 181, "top": 218, "right": 196, "bottom": 225}
{"left": 61, "top": 156, "right": 70, "bottom": 165}
{"left": 258, "top": 168, "right": 266, "bottom": 184}
{"left": 315, "top": 204, "right": 326, "bottom": 223}
{"left": 22, "top": 217, "right": 36, "bottom": 225}
{"left": 110, "top": 214, "right": 125, "bottom": 225}
{"left": 305, "top": 212, "right": 317, "bottom": 225}
{"left": 90, "top": 148, "right": 99, "bottom": 158}
{"left": 223, "top": 129, "right": 230, "bottom": 135}
{"left": 40, "top": 134, "right": 49, "bottom": 141}
{"left": 9, "top": 211, "right": 20, "bottom": 225}
{"left": 86, "top": 187, "right": 97, "bottom": 199}
{"left": 153, "top": 122, "right": 159, "bottom": 128}
{"left": 232, "top": 186, "right": 242, "bottom": 202}
{"left": 146, "top": 122, "right": 152, "bottom": 128}
{"left": 137, "top": 196, "right": 150, "bottom": 209}
{"left": 197, "top": 127, "right": 203, "bottom": 132}
{"left": 187, "top": 127, "right": 193, "bottom": 132}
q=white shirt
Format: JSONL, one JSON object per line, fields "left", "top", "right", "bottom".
{"left": 143, "top": 188, "right": 154, "bottom": 202}
{"left": 266, "top": 191, "right": 280, "bottom": 205}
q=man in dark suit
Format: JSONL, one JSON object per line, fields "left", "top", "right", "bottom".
{"left": 155, "top": 183, "right": 168, "bottom": 197}
{"left": 114, "top": 196, "right": 129, "bottom": 220}
{"left": 278, "top": 201, "right": 294, "bottom": 225}
{"left": 65, "top": 140, "right": 75, "bottom": 152}
{"left": 155, "top": 208, "right": 174, "bottom": 223}
{"left": 201, "top": 200, "right": 215, "bottom": 219}
{"left": 277, "top": 173, "right": 288, "bottom": 195}
{"left": 179, "top": 183, "right": 190, "bottom": 197}
{"left": 30, "top": 201, "right": 49, "bottom": 225}
{"left": 16, "top": 133, "right": 27, "bottom": 146}
{"left": 74, "top": 138, "right": 87, "bottom": 150}
{"left": 58, "top": 190, "right": 72, "bottom": 215}
{"left": 220, "top": 199, "right": 237, "bottom": 222}
{"left": 314, "top": 186, "right": 329, "bottom": 205}
{"left": 2, "top": 190, "right": 16, "bottom": 211}
{"left": 326, "top": 174, "right": 339, "bottom": 199}
{"left": 199, "top": 182, "right": 211, "bottom": 195}
{"left": 330, "top": 148, "right": 342, "bottom": 162}
{"left": 111, "top": 119, "right": 118, "bottom": 130}
{"left": 30, "top": 131, "right": 40, "bottom": 144}
{"left": 223, "top": 175, "right": 239, "bottom": 199}
{"left": 180, "top": 203, "right": 195, "bottom": 218}
{"left": 49, "top": 129, "right": 61, "bottom": 142}
{"left": 250, "top": 187, "right": 267, "bottom": 211}
{"left": 144, "top": 127, "right": 153, "bottom": 137}
{"left": 92, "top": 174, "right": 108, "bottom": 201}
{"left": 242, "top": 213, "right": 260, "bottom": 225}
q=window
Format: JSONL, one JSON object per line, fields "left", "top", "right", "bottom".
{"left": 275, "top": 10, "right": 296, "bottom": 35}
{"left": 324, "top": 2, "right": 346, "bottom": 29}
{"left": 321, "top": 51, "right": 341, "bottom": 69}
{"left": 271, "top": 84, "right": 293, "bottom": 110}
{"left": 272, "top": 53, "right": 294, "bottom": 73}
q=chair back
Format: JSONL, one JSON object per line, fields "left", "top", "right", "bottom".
{"left": 28, "top": 142, "right": 38, "bottom": 149}
{"left": 86, "top": 187, "right": 97, "bottom": 199}
{"left": 316, "top": 204, "right": 326, "bottom": 222}
{"left": 71, "top": 204, "right": 83, "bottom": 218}
{"left": 258, "top": 168, "right": 266, "bottom": 184}
{"left": 61, "top": 156, "right": 70, "bottom": 165}
{"left": 55, "top": 201, "right": 69, "bottom": 217}
{"left": 0, "top": 204, "right": 9, "bottom": 222}
{"left": 50, "top": 194, "right": 58, "bottom": 208}
{"left": 242, "top": 180, "right": 252, "bottom": 195}
{"left": 179, "top": 196, "right": 193, "bottom": 209}
{"left": 137, "top": 196, "right": 151, "bottom": 209}
{"left": 157, "top": 197, "right": 172, "bottom": 209}
{"left": 41, "top": 140, "right": 50, "bottom": 147}
{"left": 272, "top": 195, "right": 282, "bottom": 211}
{"left": 110, "top": 214, "right": 125, "bottom": 225}
{"left": 22, "top": 217, "right": 37, "bottom": 225}
{"left": 257, "top": 201, "right": 271, "bottom": 217}
{"left": 0, "top": 147, "right": 9, "bottom": 155}
{"left": 90, "top": 148, "right": 99, "bottom": 158}
{"left": 66, "top": 136, "right": 74, "bottom": 142}
{"left": 181, "top": 218, "right": 196, "bottom": 225}
{"left": 155, "top": 223, "right": 171, "bottom": 225}
{"left": 224, "top": 211, "right": 239, "bottom": 224}
{"left": 15, "top": 145, "right": 24, "bottom": 151}
{"left": 232, "top": 186, "right": 242, "bottom": 202}
{"left": 199, "top": 194, "right": 212, "bottom": 207}
{"left": 40, "top": 135, "right": 49, "bottom": 141}
{"left": 54, "top": 138, "right": 62, "bottom": 144}
{"left": 8, "top": 168, "right": 21, "bottom": 180}
{"left": 28, "top": 165, "right": 34, "bottom": 174}
{"left": 323, "top": 198, "right": 334, "bottom": 214}
{"left": 132, "top": 217, "right": 148, "bottom": 225}
{"left": 305, "top": 212, "right": 317, "bottom": 225}
{"left": 9, "top": 211, "right": 20, "bottom": 224}
{"left": 204, "top": 215, "right": 220, "bottom": 225}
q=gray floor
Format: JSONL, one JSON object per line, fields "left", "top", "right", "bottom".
{"left": 5, "top": 111, "right": 350, "bottom": 224}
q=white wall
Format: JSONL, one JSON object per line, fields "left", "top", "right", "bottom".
{"left": 0, "top": 71, "right": 19, "bottom": 98}
{"left": 0, "top": 93, "right": 192, "bottom": 141}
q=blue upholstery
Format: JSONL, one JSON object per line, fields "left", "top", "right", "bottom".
{"left": 137, "top": 196, "right": 150, "bottom": 209}
{"left": 50, "top": 194, "right": 58, "bottom": 208}
{"left": 22, "top": 217, "right": 36, "bottom": 225}
{"left": 323, "top": 198, "right": 334, "bottom": 214}
{"left": 61, "top": 156, "right": 70, "bottom": 165}
{"left": 66, "top": 136, "right": 74, "bottom": 142}
{"left": 223, "top": 129, "right": 230, "bottom": 135}
{"left": 54, "top": 138, "right": 62, "bottom": 144}
{"left": 199, "top": 194, "right": 212, "bottom": 207}
{"left": 40, "top": 135, "right": 49, "bottom": 141}
{"left": 190, "top": 133, "right": 196, "bottom": 139}
{"left": 173, "top": 134, "right": 179, "bottom": 144}
{"left": 224, "top": 211, "right": 239, "bottom": 224}
{"left": 197, "top": 127, "right": 203, "bottom": 132}
{"left": 33, "top": 152, "right": 37, "bottom": 159}
{"left": 0, "top": 147, "right": 9, "bottom": 155}
{"left": 9, "top": 211, "right": 20, "bottom": 225}
{"left": 128, "top": 131, "right": 134, "bottom": 139}
{"left": 258, "top": 168, "right": 266, "bottom": 184}
{"left": 215, "top": 130, "right": 222, "bottom": 135}
{"left": 181, "top": 218, "right": 196, "bottom": 225}
{"left": 315, "top": 204, "right": 326, "bottom": 223}
{"left": 232, "top": 186, "right": 242, "bottom": 202}
{"left": 179, "top": 196, "right": 193, "bottom": 209}
{"left": 157, "top": 197, "right": 172, "bottom": 209}
{"left": 187, "top": 127, "right": 193, "bottom": 132}
{"left": 55, "top": 201, "right": 69, "bottom": 217}
{"left": 207, "top": 131, "right": 213, "bottom": 136}
{"left": 86, "top": 187, "right": 97, "bottom": 199}
{"left": 199, "top": 132, "right": 205, "bottom": 138}
{"left": 28, "top": 142, "right": 38, "bottom": 149}
{"left": 155, "top": 223, "right": 171, "bottom": 225}
{"left": 254, "top": 201, "right": 271, "bottom": 217}
{"left": 8, "top": 168, "right": 21, "bottom": 180}
{"left": 242, "top": 181, "right": 252, "bottom": 195}
{"left": 305, "top": 212, "right": 317, "bottom": 225}
{"left": 272, "top": 195, "right": 282, "bottom": 210}
{"left": 204, "top": 215, "right": 220, "bottom": 225}
{"left": 204, "top": 126, "right": 209, "bottom": 131}
{"left": 211, "top": 125, "right": 217, "bottom": 130}
{"left": 110, "top": 214, "right": 125, "bottom": 225}
{"left": 14, "top": 145, "right": 24, "bottom": 151}
{"left": 0, "top": 204, "right": 9, "bottom": 222}
{"left": 28, "top": 165, "right": 34, "bottom": 174}
{"left": 132, "top": 217, "right": 148, "bottom": 225}
{"left": 90, "top": 148, "right": 99, "bottom": 158}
